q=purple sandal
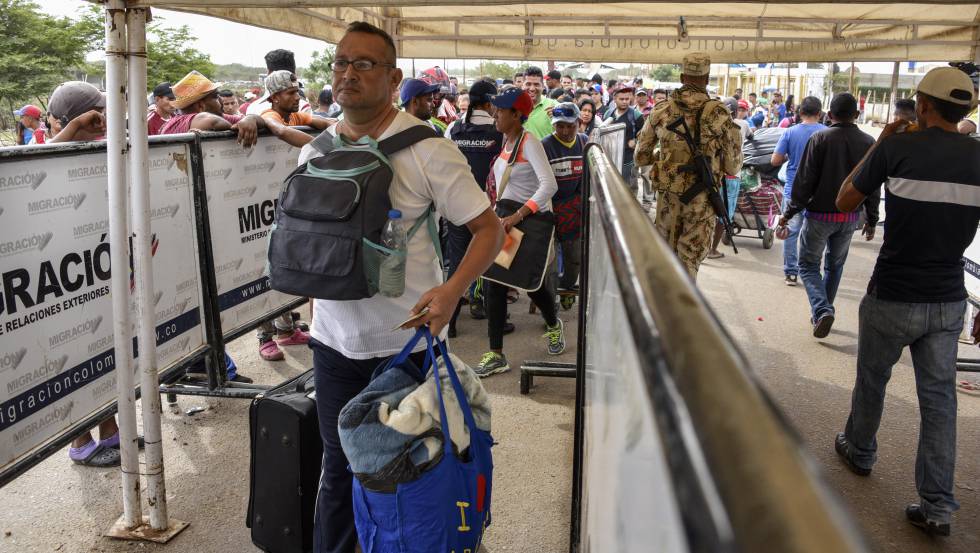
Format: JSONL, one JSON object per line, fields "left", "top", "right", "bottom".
{"left": 69, "top": 440, "right": 121, "bottom": 467}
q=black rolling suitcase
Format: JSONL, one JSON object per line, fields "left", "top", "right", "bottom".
{"left": 247, "top": 370, "right": 321, "bottom": 553}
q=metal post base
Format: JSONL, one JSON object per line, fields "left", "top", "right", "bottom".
{"left": 159, "top": 382, "right": 270, "bottom": 399}
{"left": 520, "top": 361, "right": 577, "bottom": 394}
{"left": 104, "top": 515, "right": 189, "bottom": 543}
{"left": 956, "top": 358, "right": 980, "bottom": 373}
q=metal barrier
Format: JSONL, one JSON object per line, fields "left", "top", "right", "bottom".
{"left": 569, "top": 144, "right": 868, "bottom": 552}
{"left": 0, "top": 129, "right": 312, "bottom": 487}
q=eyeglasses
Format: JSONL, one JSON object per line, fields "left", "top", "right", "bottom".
{"left": 552, "top": 107, "right": 577, "bottom": 118}
{"left": 331, "top": 59, "right": 395, "bottom": 72}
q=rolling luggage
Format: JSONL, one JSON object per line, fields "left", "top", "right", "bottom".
{"left": 247, "top": 370, "right": 321, "bottom": 553}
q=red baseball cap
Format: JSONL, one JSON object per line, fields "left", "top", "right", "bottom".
{"left": 737, "top": 99, "right": 750, "bottom": 110}
{"left": 14, "top": 105, "right": 42, "bottom": 119}
{"left": 491, "top": 88, "right": 534, "bottom": 119}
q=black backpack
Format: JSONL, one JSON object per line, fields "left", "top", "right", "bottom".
{"left": 268, "top": 125, "right": 441, "bottom": 300}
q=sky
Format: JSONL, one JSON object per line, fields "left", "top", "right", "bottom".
{"left": 41, "top": 0, "right": 899, "bottom": 75}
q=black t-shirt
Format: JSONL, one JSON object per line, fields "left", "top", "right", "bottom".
{"left": 853, "top": 127, "right": 980, "bottom": 302}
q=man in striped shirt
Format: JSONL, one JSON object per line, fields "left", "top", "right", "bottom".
{"left": 834, "top": 66, "right": 980, "bottom": 537}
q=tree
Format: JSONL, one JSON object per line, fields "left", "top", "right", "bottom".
{"left": 304, "top": 45, "right": 335, "bottom": 84}
{"left": 650, "top": 64, "right": 681, "bottom": 82}
{"left": 475, "top": 61, "right": 519, "bottom": 81}
{"left": 301, "top": 45, "right": 335, "bottom": 97}
{"left": 74, "top": 3, "right": 215, "bottom": 86}
{"left": 0, "top": 0, "right": 90, "bottom": 111}
{"left": 214, "top": 63, "right": 266, "bottom": 82}
{"left": 146, "top": 24, "right": 215, "bottom": 85}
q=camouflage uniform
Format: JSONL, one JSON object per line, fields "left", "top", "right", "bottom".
{"left": 634, "top": 53, "right": 742, "bottom": 279}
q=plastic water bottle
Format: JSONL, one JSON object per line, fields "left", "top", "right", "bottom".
{"left": 379, "top": 209, "right": 408, "bottom": 297}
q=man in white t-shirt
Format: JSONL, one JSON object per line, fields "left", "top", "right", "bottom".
{"left": 297, "top": 22, "right": 503, "bottom": 553}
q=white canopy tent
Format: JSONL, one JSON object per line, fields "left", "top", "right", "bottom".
{"left": 129, "top": 1, "right": 980, "bottom": 63}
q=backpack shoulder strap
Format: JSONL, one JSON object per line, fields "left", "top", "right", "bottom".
{"left": 309, "top": 129, "right": 337, "bottom": 155}
{"left": 405, "top": 205, "right": 444, "bottom": 275}
{"left": 377, "top": 125, "right": 441, "bottom": 156}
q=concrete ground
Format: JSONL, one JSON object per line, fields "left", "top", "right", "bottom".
{"left": 0, "top": 297, "right": 577, "bottom": 553}
{"left": 3, "top": 215, "right": 980, "bottom": 552}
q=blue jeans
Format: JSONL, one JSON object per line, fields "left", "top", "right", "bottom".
{"left": 844, "top": 294, "right": 964, "bottom": 523}
{"left": 798, "top": 218, "right": 852, "bottom": 321}
{"left": 781, "top": 197, "right": 803, "bottom": 277}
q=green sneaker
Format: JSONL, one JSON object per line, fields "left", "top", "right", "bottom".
{"left": 544, "top": 319, "right": 566, "bottom": 355}
{"left": 560, "top": 294, "right": 576, "bottom": 311}
{"left": 475, "top": 352, "right": 510, "bottom": 378}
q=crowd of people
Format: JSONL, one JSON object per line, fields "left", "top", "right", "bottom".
{"left": 6, "top": 17, "right": 980, "bottom": 547}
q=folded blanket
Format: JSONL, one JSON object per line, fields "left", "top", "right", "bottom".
{"left": 339, "top": 351, "right": 491, "bottom": 481}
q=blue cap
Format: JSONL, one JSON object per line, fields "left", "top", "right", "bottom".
{"left": 388, "top": 209, "right": 402, "bottom": 219}
{"left": 399, "top": 79, "right": 440, "bottom": 107}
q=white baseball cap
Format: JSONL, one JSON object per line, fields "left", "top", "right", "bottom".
{"left": 914, "top": 66, "right": 976, "bottom": 107}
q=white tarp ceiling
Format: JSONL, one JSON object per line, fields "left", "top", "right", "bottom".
{"left": 127, "top": 2, "right": 980, "bottom": 63}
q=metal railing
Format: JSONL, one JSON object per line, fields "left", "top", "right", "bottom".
{"left": 571, "top": 143, "right": 868, "bottom": 552}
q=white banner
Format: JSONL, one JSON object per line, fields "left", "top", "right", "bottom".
{"left": 200, "top": 136, "right": 305, "bottom": 336}
{"left": 965, "top": 233, "right": 980, "bottom": 303}
{"left": 0, "top": 143, "right": 205, "bottom": 472}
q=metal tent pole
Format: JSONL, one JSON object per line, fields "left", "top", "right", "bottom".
{"left": 127, "top": 6, "right": 169, "bottom": 531}
{"left": 887, "top": 61, "right": 900, "bottom": 124}
{"left": 104, "top": 0, "right": 142, "bottom": 530}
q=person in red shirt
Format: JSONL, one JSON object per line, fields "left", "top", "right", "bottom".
{"left": 146, "top": 82, "right": 175, "bottom": 135}
{"left": 159, "top": 70, "right": 265, "bottom": 146}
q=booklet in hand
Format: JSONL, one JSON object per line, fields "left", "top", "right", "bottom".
{"left": 494, "top": 228, "right": 524, "bottom": 270}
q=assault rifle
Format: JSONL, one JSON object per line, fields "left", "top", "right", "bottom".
{"left": 665, "top": 114, "right": 738, "bottom": 254}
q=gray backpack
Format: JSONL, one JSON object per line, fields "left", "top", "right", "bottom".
{"left": 268, "top": 125, "right": 441, "bottom": 300}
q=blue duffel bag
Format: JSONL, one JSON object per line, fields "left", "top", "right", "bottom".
{"left": 350, "top": 327, "right": 493, "bottom": 553}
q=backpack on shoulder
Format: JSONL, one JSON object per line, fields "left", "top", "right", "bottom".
{"left": 268, "top": 125, "right": 441, "bottom": 300}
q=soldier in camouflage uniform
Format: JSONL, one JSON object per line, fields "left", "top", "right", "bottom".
{"left": 634, "top": 52, "right": 743, "bottom": 279}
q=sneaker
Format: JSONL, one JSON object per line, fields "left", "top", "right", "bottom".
{"left": 475, "top": 352, "right": 510, "bottom": 378}
{"left": 560, "top": 294, "right": 576, "bottom": 311}
{"left": 259, "top": 340, "right": 285, "bottom": 361}
{"left": 470, "top": 300, "right": 486, "bottom": 320}
{"left": 784, "top": 275, "right": 798, "bottom": 286}
{"left": 276, "top": 328, "right": 311, "bottom": 346}
{"left": 503, "top": 322, "right": 516, "bottom": 335}
{"left": 544, "top": 319, "right": 566, "bottom": 355}
{"left": 834, "top": 432, "right": 871, "bottom": 476}
{"left": 813, "top": 313, "right": 835, "bottom": 339}
{"left": 906, "top": 504, "right": 951, "bottom": 536}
